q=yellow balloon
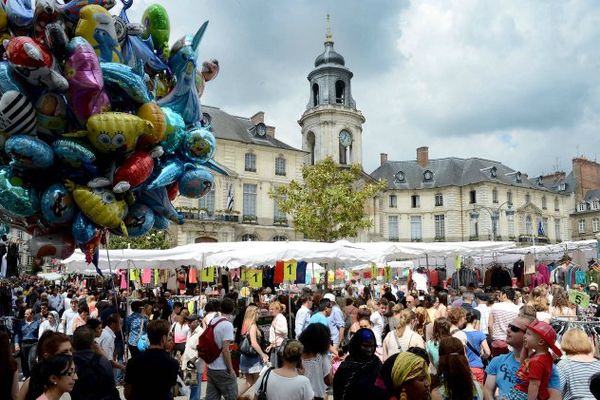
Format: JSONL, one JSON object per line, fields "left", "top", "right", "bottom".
{"left": 137, "top": 102, "right": 166, "bottom": 146}
{"left": 0, "top": 7, "right": 8, "bottom": 31}
{"left": 75, "top": 5, "right": 123, "bottom": 63}
{"left": 65, "top": 180, "right": 128, "bottom": 235}
{"left": 84, "top": 112, "right": 153, "bottom": 153}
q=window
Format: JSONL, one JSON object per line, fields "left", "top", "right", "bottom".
{"left": 525, "top": 215, "right": 533, "bottom": 234}
{"left": 541, "top": 196, "right": 546, "bottom": 210}
{"left": 307, "top": 132, "right": 315, "bottom": 165}
{"left": 435, "top": 193, "right": 443, "bottom": 207}
{"left": 274, "top": 199, "right": 286, "bottom": 223}
{"left": 492, "top": 188, "right": 498, "bottom": 203}
{"left": 410, "top": 216, "right": 422, "bottom": 241}
{"left": 593, "top": 218, "right": 600, "bottom": 233}
{"left": 579, "top": 219, "right": 586, "bottom": 234}
{"left": 411, "top": 195, "right": 420, "bottom": 208}
{"left": 394, "top": 171, "right": 405, "bottom": 183}
{"left": 577, "top": 202, "right": 587, "bottom": 212}
{"left": 275, "top": 157, "right": 286, "bottom": 176}
{"left": 507, "top": 191, "right": 513, "bottom": 204}
{"left": 554, "top": 197, "right": 559, "bottom": 211}
{"left": 558, "top": 183, "right": 566, "bottom": 191}
{"left": 242, "top": 184, "right": 257, "bottom": 217}
{"left": 525, "top": 193, "right": 531, "bottom": 204}
{"left": 242, "top": 234, "right": 257, "bottom": 241}
{"left": 335, "top": 80, "right": 345, "bottom": 104}
{"left": 542, "top": 218, "right": 548, "bottom": 236}
{"left": 389, "top": 195, "right": 397, "bottom": 208}
{"left": 312, "top": 83, "right": 319, "bottom": 107}
{"left": 273, "top": 235, "right": 287, "bottom": 242}
{"left": 434, "top": 215, "right": 445, "bottom": 240}
{"left": 388, "top": 216, "right": 399, "bottom": 240}
{"left": 244, "top": 153, "right": 256, "bottom": 172}
{"left": 469, "top": 190, "right": 476, "bottom": 204}
{"left": 423, "top": 170, "right": 433, "bottom": 182}
{"left": 508, "top": 218, "right": 515, "bottom": 238}
{"left": 554, "top": 219, "right": 561, "bottom": 241}
{"left": 515, "top": 172, "right": 522, "bottom": 183}
{"left": 490, "top": 167, "right": 497, "bottom": 178}
{"left": 593, "top": 201, "right": 600, "bottom": 211}
{"left": 339, "top": 142, "right": 350, "bottom": 165}
{"left": 198, "top": 186, "right": 215, "bottom": 214}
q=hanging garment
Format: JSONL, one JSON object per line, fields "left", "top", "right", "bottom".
{"left": 141, "top": 268, "right": 152, "bottom": 284}
{"left": 524, "top": 253, "right": 535, "bottom": 275}
{"left": 221, "top": 268, "right": 230, "bottom": 292}
{"left": 274, "top": 261, "right": 284, "bottom": 284}
{"left": 120, "top": 271, "right": 127, "bottom": 289}
{"left": 189, "top": 268, "right": 197, "bottom": 284}
{"left": 296, "top": 261, "right": 307, "bottom": 284}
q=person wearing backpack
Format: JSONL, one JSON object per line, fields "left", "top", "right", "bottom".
{"left": 70, "top": 325, "right": 120, "bottom": 400}
{"left": 203, "top": 298, "right": 238, "bottom": 400}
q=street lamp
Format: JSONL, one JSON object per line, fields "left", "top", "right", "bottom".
{"left": 471, "top": 201, "right": 514, "bottom": 241}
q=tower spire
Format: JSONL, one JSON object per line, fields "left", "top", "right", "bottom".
{"left": 325, "top": 14, "right": 333, "bottom": 44}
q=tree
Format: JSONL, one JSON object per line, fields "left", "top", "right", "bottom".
{"left": 270, "top": 156, "right": 386, "bottom": 242}
{"left": 107, "top": 230, "right": 172, "bottom": 250}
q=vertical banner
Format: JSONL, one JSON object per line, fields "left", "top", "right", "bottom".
{"left": 248, "top": 269, "right": 263, "bottom": 288}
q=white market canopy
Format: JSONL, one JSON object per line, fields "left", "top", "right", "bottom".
{"left": 61, "top": 240, "right": 518, "bottom": 272}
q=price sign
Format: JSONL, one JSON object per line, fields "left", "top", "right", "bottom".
{"left": 371, "top": 264, "right": 378, "bottom": 280}
{"left": 568, "top": 289, "right": 590, "bottom": 308}
{"left": 248, "top": 269, "right": 263, "bottom": 289}
{"left": 384, "top": 266, "right": 392, "bottom": 282}
{"left": 201, "top": 266, "right": 215, "bottom": 282}
{"left": 327, "top": 270, "right": 334, "bottom": 283}
{"left": 284, "top": 260, "right": 297, "bottom": 282}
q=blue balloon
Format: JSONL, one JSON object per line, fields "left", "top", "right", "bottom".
{"left": 145, "top": 158, "right": 184, "bottom": 190}
{"left": 178, "top": 166, "right": 214, "bottom": 198}
{"left": 52, "top": 139, "right": 97, "bottom": 172}
{"left": 5, "top": 135, "right": 54, "bottom": 169}
{"left": 152, "top": 212, "right": 170, "bottom": 230}
{"left": 100, "top": 61, "right": 153, "bottom": 104}
{"left": 41, "top": 183, "right": 76, "bottom": 225}
{"left": 71, "top": 212, "right": 97, "bottom": 244}
{"left": 138, "top": 187, "right": 183, "bottom": 225}
{"left": 160, "top": 107, "right": 185, "bottom": 154}
{"left": 0, "top": 167, "right": 39, "bottom": 217}
{"left": 181, "top": 127, "right": 215, "bottom": 164}
{"left": 0, "top": 63, "right": 23, "bottom": 94}
{"left": 5, "top": 0, "right": 33, "bottom": 29}
{"left": 124, "top": 203, "right": 155, "bottom": 237}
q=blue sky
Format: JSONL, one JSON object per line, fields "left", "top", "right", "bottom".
{"left": 126, "top": 0, "right": 600, "bottom": 176}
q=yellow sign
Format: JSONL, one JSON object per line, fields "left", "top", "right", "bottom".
{"left": 201, "top": 266, "right": 215, "bottom": 282}
{"left": 284, "top": 260, "right": 297, "bottom": 282}
{"left": 248, "top": 269, "right": 263, "bottom": 289}
{"left": 568, "top": 289, "right": 590, "bottom": 308}
{"left": 384, "top": 266, "right": 392, "bottom": 282}
{"left": 371, "top": 264, "right": 377, "bottom": 279}
{"left": 327, "top": 270, "right": 334, "bottom": 283}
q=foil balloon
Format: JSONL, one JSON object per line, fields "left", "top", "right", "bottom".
{"left": 65, "top": 180, "right": 128, "bottom": 234}
{"left": 182, "top": 127, "right": 215, "bottom": 164}
{"left": 4, "top": 36, "right": 68, "bottom": 92}
{"left": 136, "top": 102, "right": 166, "bottom": 147}
{"left": 166, "top": 181, "right": 178, "bottom": 201}
{"left": 159, "top": 106, "right": 185, "bottom": 153}
{"left": 44, "top": 21, "right": 69, "bottom": 60}
{"left": 0, "top": 90, "right": 36, "bottom": 135}
{"left": 152, "top": 212, "right": 169, "bottom": 230}
{"left": 33, "top": 0, "right": 61, "bottom": 42}
{"left": 141, "top": 3, "right": 170, "bottom": 59}
{"left": 122, "top": 203, "right": 154, "bottom": 237}
{"left": 138, "top": 187, "right": 183, "bottom": 225}
{"left": 178, "top": 166, "right": 214, "bottom": 198}
{"left": 65, "top": 36, "right": 110, "bottom": 124}
{"left": 75, "top": 4, "right": 122, "bottom": 63}
{"left": 60, "top": 0, "right": 116, "bottom": 23}
{"left": 71, "top": 211, "right": 97, "bottom": 244}
{"left": 4, "top": 0, "right": 33, "bottom": 31}
{"left": 36, "top": 93, "right": 67, "bottom": 141}
{"left": 52, "top": 138, "right": 97, "bottom": 172}
{"left": 66, "top": 112, "right": 153, "bottom": 153}
{"left": 0, "top": 62, "right": 24, "bottom": 94}
{"left": 158, "top": 22, "right": 208, "bottom": 127}
{"left": 5, "top": 135, "right": 54, "bottom": 169}
{"left": 196, "top": 59, "right": 219, "bottom": 98}
{"left": 40, "top": 183, "right": 76, "bottom": 225}
{"left": 112, "top": 150, "right": 154, "bottom": 193}
{"left": 145, "top": 158, "right": 184, "bottom": 190}
{"left": 100, "top": 61, "right": 152, "bottom": 104}
{"left": 29, "top": 231, "right": 75, "bottom": 259}
{"left": 0, "top": 167, "right": 39, "bottom": 217}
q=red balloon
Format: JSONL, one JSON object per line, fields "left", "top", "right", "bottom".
{"left": 113, "top": 151, "right": 154, "bottom": 193}
{"left": 167, "top": 181, "right": 179, "bottom": 201}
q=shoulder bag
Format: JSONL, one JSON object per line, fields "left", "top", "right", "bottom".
{"left": 256, "top": 367, "right": 273, "bottom": 400}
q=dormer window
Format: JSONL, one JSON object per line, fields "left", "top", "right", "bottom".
{"left": 558, "top": 183, "right": 566, "bottom": 191}
{"left": 537, "top": 176, "right": 544, "bottom": 186}
{"left": 577, "top": 202, "right": 587, "bottom": 212}
{"left": 515, "top": 172, "right": 522, "bottom": 183}
{"left": 423, "top": 170, "right": 433, "bottom": 182}
{"left": 394, "top": 171, "right": 405, "bottom": 183}
{"left": 202, "top": 112, "right": 212, "bottom": 127}
{"left": 593, "top": 200, "right": 600, "bottom": 211}
{"left": 254, "top": 122, "right": 267, "bottom": 137}
{"left": 490, "top": 167, "right": 497, "bottom": 178}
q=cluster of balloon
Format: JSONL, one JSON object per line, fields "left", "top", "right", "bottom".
{"left": 0, "top": 0, "right": 221, "bottom": 263}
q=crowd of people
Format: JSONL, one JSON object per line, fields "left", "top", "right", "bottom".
{"left": 1, "top": 273, "right": 600, "bottom": 399}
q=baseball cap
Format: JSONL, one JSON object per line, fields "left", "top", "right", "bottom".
{"left": 527, "top": 320, "right": 562, "bottom": 357}
{"left": 323, "top": 293, "right": 336, "bottom": 302}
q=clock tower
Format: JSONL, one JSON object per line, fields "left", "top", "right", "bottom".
{"left": 299, "top": 16, "right": 365, "bottom": 166}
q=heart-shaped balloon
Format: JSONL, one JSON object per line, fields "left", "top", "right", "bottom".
{"left": 0, "top": 91, "right": 36, "bottom": 135}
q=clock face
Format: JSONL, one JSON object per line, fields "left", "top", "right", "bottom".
{"left": 339, "top": 130, "right": 352, "bottom": 147}
{"left": 255, "top": 123, "right": 266, "bottom": 137}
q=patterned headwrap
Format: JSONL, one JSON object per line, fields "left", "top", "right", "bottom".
{"left": 391, "top": 352, "right": 430, "bottom": 388}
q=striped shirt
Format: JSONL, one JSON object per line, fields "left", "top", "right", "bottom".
{"left": 490, "top": 301, "right": 519, "bottom": 341}
{"left": 557, "top": 358, "right": 600, "bottom": 400}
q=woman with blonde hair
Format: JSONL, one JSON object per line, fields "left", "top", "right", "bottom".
{"left": 267, "top": 301, "right": 288, "bottom": 367}
{"left": 239, "top": 305, "right": 268, "bottom": 397}
{"left": 413, "top": 306, "right": 431, "bottom": 338}
{"left": 528, "top": 286, "right": 551, "bottom": 322}
{"left": 425, "top": 317, "right": 451, "bottom": 374}
{"left": 549, "top": 288, "right": 575, "bottom": 318}
{"left": 382, "top": 309, "right": 425, "bottom": 361}
{"left": 557, "top": 328, "right": 600, "bottom": 400}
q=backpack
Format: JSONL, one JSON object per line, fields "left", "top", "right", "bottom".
{"left": 70, "top": 354, "right": 119, "bottom": 400}
{"left": 197, "top": 317, "right": 227, "bottom": 363}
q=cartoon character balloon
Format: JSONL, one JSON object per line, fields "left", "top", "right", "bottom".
{"left": 141, "top": 3, "right": 170, "bottom": 59}
{"left": 75, "top": 4, "right": 123, "bottom": 63}
{"left": 40, "top": 183, "right": 76, "bottom": 225}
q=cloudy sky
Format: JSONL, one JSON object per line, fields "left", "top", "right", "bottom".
{"left": 127, "top": 0, "right": 600, "bottom": 176}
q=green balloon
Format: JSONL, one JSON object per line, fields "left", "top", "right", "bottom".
{"left": 142, "top": 4, "right": 171, "bottom": 58}
{"left": 0, "top": 168, "right": 39, "bottom": 218}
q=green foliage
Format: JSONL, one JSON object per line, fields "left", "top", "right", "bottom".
{"left": 270, "top": 156, "right": 386, "bottom": 242}
{"left": 108, "top": 230, "right": 172, "bottom": 250}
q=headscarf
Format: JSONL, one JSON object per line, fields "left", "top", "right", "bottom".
{"left": 391, "top": 352, "right": 430, "bottom": 388}
{"left": 48, "top": 311, "right": 60, "bottom": 329}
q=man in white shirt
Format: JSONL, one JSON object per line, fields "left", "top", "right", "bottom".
{"left": 488, "top": 287, "right": 520, "bottom": 342}
{"left": 182, "top": 314, "right": 204, "bottom": 400}
{"left": 48, "top": 287, "right": 63, "bottom": 314}
{"left": 294, "top": 294, "right": 313, "bottom": 338}
{"left": 206, "top": 298, "right": 237, "bottom": 400}
{"left": 370, "top": 300, "right": 387, "bottom": 351}
{"left": 475, "top": 292, "right": 491, "bottom": 336}
{"left": 61, "top": 298, "right": 79, "bottom": 336}
{"left": 97, "top": 313, "right": 125, "bottom": 375}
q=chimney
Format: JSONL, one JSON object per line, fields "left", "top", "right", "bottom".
{"left": 380, "top": 153, "right": 388, "bottom": 166}
{"left": 417, "top": 146, "right": 429, "bottom": 167}
{"left": 250, "top": 111, "right": 264, "bottom": 125}
{"left": 266, "top": 126, "right": 275, "bottom": 138}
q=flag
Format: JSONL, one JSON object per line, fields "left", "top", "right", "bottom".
{"left": 538, "top": 220, "right": 545, "bottom": 236}
{"left": 226, "top": 184, "right": 234, "bottom": 211}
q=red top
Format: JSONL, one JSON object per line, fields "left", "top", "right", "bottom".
{"left": 515, "top": 353, "right": 553, "bottom": 400}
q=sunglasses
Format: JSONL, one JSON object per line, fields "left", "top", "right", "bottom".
{"left": 508, "top": 324, "right": 526, "bottom": 333}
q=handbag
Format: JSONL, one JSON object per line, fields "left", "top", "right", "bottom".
{"left": 136, "top": 318, "right": 149, "bottom": 352}
{"left": 256, "top": 367, "right": 273, "bottom": 400}
{"left": 240, "top": 333, "right": 259, "bottom": 357}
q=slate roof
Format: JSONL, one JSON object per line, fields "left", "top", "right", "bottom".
{"left": 371, "top": 157, "right": 563, "bottom": 193}
{"left": 529, "top": 171, "right": 574, "bottom": 194}
{"left": 584, "top": 189, "right": 600, "bottom": 202}
{"left": 202, "top": 105, "right": 303, "bottom": 152}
